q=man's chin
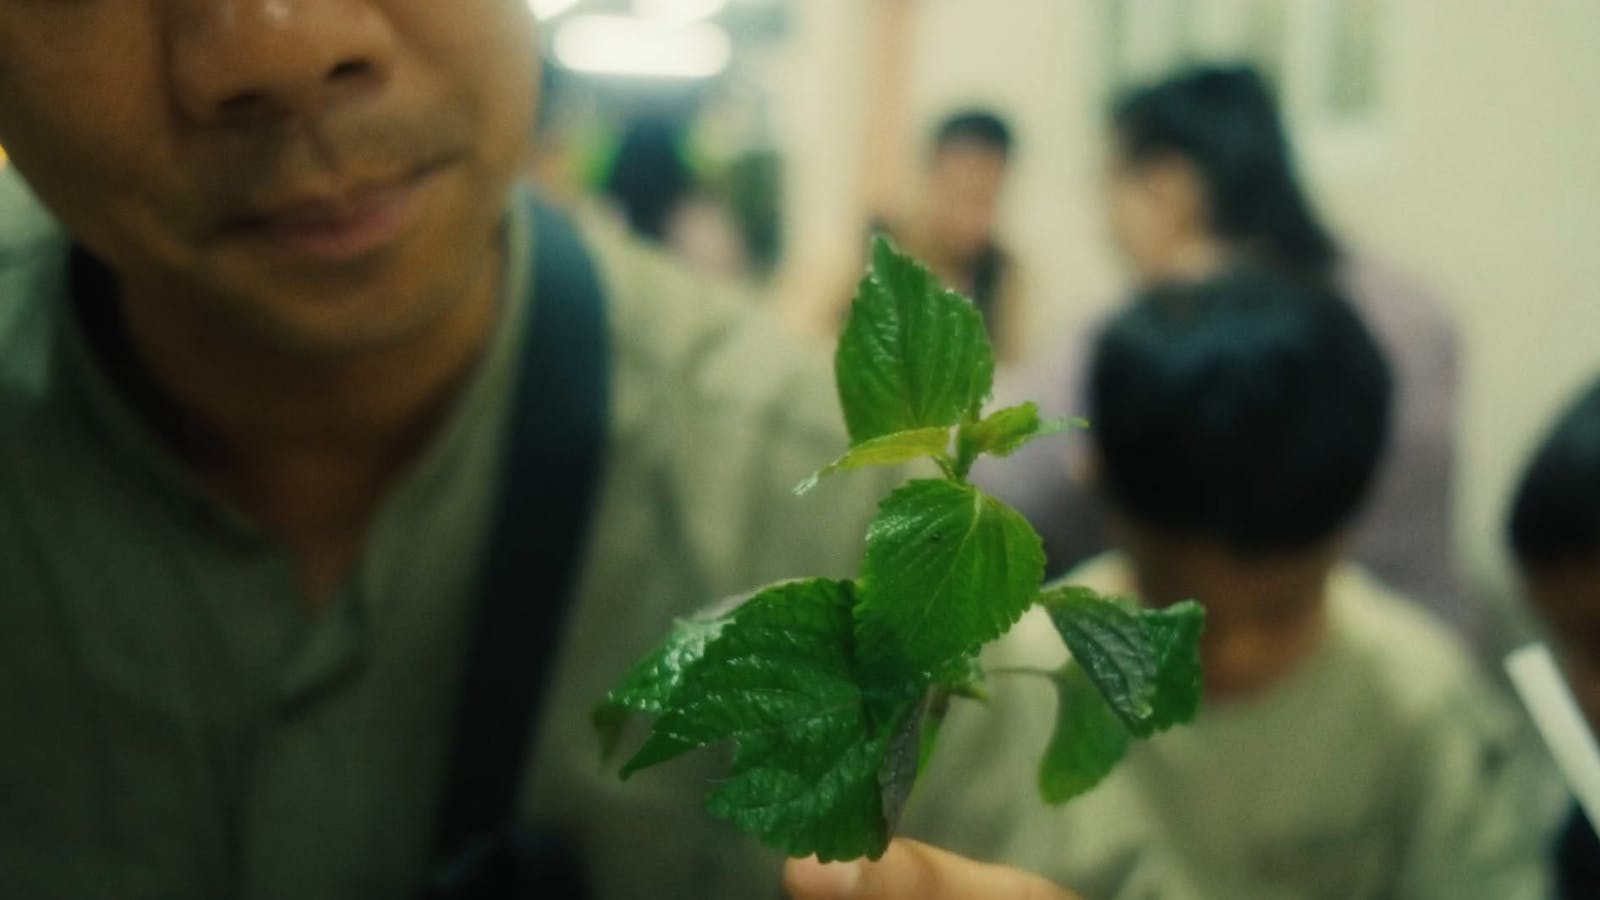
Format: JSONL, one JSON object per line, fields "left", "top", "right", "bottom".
{"left": 157, "top": 180, "right": 505, "bottom": 360}
{"left": 203, "top": 277, "right": 460, "bottom": 361}
{"left": 192, "top": 236, "right": 481, "bottom": 358}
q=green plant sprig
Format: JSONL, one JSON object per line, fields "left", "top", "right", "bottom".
{"left": 595, "top": 237, "right": 1205, "bottom": 862}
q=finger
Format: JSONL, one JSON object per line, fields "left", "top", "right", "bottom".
{"left": 784, "top": 839, "right": 1077, "bottom": 900}
{"left": 784, "top": 856, "right": 864, "bottom": 900}
{"left": 855, "top": 840, "right": 1076, "bottom": 900}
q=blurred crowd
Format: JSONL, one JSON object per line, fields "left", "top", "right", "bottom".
{"left": 529, "top": 51, "right": 1599, "bottom": 896}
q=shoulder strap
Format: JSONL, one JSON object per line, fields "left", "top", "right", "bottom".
{"left": 426, "top": 194, "right": 610, "bottom": 896}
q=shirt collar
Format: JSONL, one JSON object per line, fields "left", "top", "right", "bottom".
{"left": 51, "top": 189, "right": 536, "bottom": 594}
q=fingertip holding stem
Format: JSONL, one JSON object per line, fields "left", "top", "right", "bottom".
{"left": 784, "top": 855, "right": 863, "bottom": 899}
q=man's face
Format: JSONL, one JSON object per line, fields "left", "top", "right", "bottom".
{"left": 0, "top": 1, "right": 538, "bottom": 356}
{"left": 923, "top": 140, "right": 1007, "bottom": 262}
{"left": 1526, "top": 560, "right": 1600, "bottom": 729}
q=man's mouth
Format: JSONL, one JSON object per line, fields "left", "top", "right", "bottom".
{"left": 220, "top": 158, "right": 454, "bottom": 265}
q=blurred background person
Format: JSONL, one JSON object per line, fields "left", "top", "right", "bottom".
{"left": 517, "top": 6, "right": 792, "bottom": 289}
{"left": 780, "top": 107, "right": 1029, "bottom": 363}
{"left": 603, "top": 115, "right": 752, "bottom": 280}
{"left": 876, "top": 110, "right": 1028, "bottom": 361}
{"left": 601, "top": 115, "right": 692, "bottom": 244}
{"left": 1508, "top": 374, "right": 1600, "bottom": 898}
{"left": 981, "top": 64, "right": 1471, "bottom": 645}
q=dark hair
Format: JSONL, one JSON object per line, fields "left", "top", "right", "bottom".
{"left": 1112, "top": 64, "right": 1338, "bottom": 279}
{"left": 604, "top": 116, "right": 693, "bottom": 243}
{"left": 932, "top": 109, "right": 1014, "bottom": 159}
{"left": 1509, "top": 377, "right": 1600, "bottom": 567}
{"left": 1088, "top": 266, "right": 1392, "bottom": 555}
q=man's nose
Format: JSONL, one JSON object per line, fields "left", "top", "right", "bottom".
{"left": 166, "top": 0, "right": 397, "bottom": 127}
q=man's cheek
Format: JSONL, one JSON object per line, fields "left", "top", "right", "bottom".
{"left": 0, "top": 96, "right": 98, "bottom": 179}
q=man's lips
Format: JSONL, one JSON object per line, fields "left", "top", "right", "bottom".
{"left": 221, "top": 160, "right": 450, "bottom": 264}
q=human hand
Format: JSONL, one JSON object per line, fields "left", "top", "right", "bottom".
{"left": 784, "top": 839, "right": 1079, "bottom": 900}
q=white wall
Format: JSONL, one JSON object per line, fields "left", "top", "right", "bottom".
{"left": 1314, "top": 0, "right": 1600, "bottom": 606}
{"left": 774, "top": 0, "right": 875, "bottom": 288}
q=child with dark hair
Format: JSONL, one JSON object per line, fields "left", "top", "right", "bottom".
{"left": 911, "top": 267, "right": 1560, "bottom": 899}
{"left": 1508, "top": 376, "right": 1600, "bottom": 898}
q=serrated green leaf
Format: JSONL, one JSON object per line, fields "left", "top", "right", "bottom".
{"left": 957, "top": 402, "right": 1079, "bottom": 467}
{"left": 835, "top": 237, "right": 996, "bottom": 445}
{"left": 1041, "top": 585, "right": 1155, "bottom": 726}
{"left": 594, "top": 616, "right": 728, "bottom": 760}
{"left": 1039, "top": 661, "right": 1132, "bottom": 804}
{"left": 707, "top": 713, "right": 901, "bottom": 862}
{"left": 796, "top": 427, "right": 951, "bottom": 495}
{"left": 855, "top": 480, "right": 1044, "bottom": 683}
{"left": 1041, "top": 585, "right": 1205, "bottom": 738}
{"left": 619, "top": 579, "right": 856, "bottom": 776}
{"left": 604, "top": 617, "right": 728, "bottom": 716}
{"left": 1144, "top": 600, "right": 1206, "bottom": 729}
{"left": 618, "top": 578, "right": 915, "bottom": 861}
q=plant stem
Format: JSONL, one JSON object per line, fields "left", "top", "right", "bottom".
{"left": 952, "top": 444, "right": 977, "bottom": 481}
{"left": 983, "top": 665, "right": 1061, "bottom": 683}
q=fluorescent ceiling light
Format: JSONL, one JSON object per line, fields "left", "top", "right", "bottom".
{"left": 554, "top": 15, "right": 733, "bottom": 79}
{"left": 633, "top": 0, "right": 730, "bottom": 24}
{"left": 529, "top": 0, "right": 582, "bottom": 21}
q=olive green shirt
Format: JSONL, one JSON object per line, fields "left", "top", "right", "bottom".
{"left": 0, "top": 175, "right": 885, "bottom": 899}
{"left": 906, "top": 553, "right": 1565, "bottom": 900}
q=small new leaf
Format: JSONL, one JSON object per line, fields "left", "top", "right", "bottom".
{"left": 796, "top": 427, "right": 951, "bottom": 495}
{"left": 1041, "top": 585, "right": 1205, "bottom": 738}
{"left": 1039, "top": 661, "right": 1132, "bottom": 804}
{"left": 855, "top": 480, "right": 1043, "bottom": 683}
{"left": 835, "top": 238, "right": 996, "bottom": 445}
{"left": 616, "top": 579, "right": 914, "bottom": 861}
{"left": 957, "top": 402, "right": 1081, "bottom": 469}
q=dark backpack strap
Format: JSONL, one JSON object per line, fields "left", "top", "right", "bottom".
{"left": 425, "top": 194, "right": 610, "bottom": 899}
